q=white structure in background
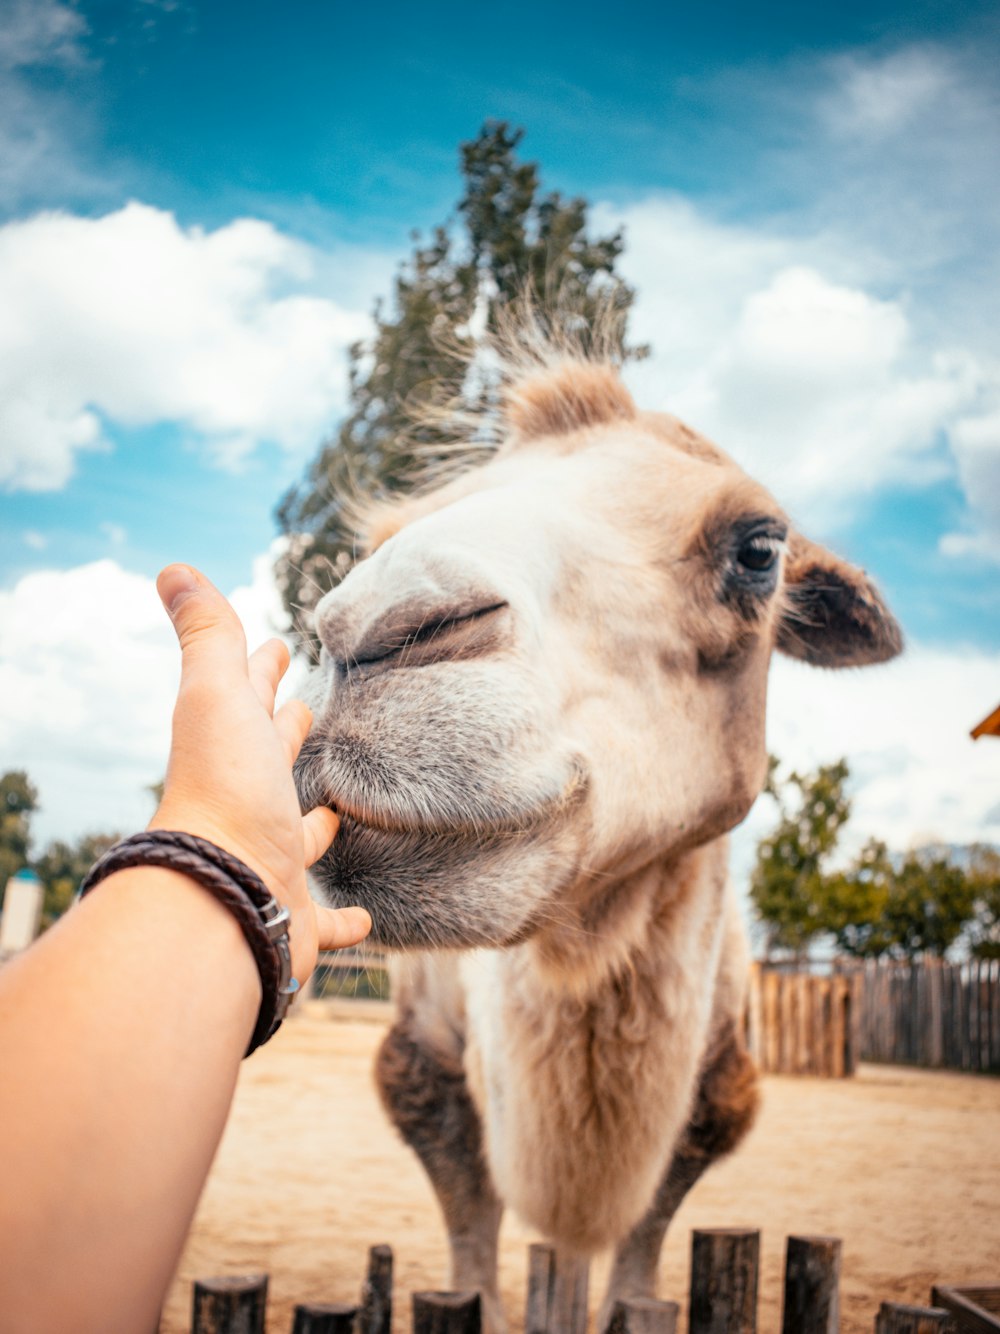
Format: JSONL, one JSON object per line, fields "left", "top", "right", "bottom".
{"left": 0, "top": 869, "right": 44, "bottom": 955}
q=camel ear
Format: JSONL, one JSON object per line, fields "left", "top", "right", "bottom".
{"left": 776, "top": 534, "right": 903, "bottom": 668}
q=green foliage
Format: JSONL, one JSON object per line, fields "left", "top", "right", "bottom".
{"left": 0, "top": 770, "right": 38, "bottom": 886}
{"left": 275, "top": 120, "right": 642, "bottom": 646}
{"left": 822, "top": 838, "right": 898, "bottom": 958}
{"left": 826, "top": 840, "right": 977, "bottom": 959}
{"left": 749, "top": 757, "right": 851, "bottom": 957}
{"left": 33, "top": 832, "right": 121, "bottom": 926}
{"left": 0, "top": 769, "right": 125, "bottom": 928}
{"left": 752, "top": 757, "right": 992, "bottom": 961}
{"left": 966, "top": 845, "right": 1000, "bottom": 959}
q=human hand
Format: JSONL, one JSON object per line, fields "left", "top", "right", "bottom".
{"left": 150, "top": 564, "right": 370, "bottom": 981}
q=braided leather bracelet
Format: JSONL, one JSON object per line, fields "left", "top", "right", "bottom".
{"left": 78, "top": 830, "right": 298, "bottom": 1057}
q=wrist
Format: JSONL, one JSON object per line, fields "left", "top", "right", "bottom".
{"left": 76, "top": 865, "right": 262, "bottom": 1038}
{"left": 79, "top": 832, "right": 299, "bottom": 1055}
{"left": 149, "top": 806, "right": 286, "bottom": 901}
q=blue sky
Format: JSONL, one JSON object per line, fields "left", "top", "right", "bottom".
{"left": 1, "top": 0, "right": 998, "bottom": 857}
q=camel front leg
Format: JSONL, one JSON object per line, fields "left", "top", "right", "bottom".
{"left": 598, "top": 1020, "right": 760, "bottom": 1331}
{"left": 375, "top": 1009, "right": 507, "bottom": 1332}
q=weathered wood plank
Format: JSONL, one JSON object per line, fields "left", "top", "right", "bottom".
{"left": 360, "top": 1244, "right": 393, "bottom": 1334}
{"left": 607, "top": 1296, "right": 680, "bottom": 1334}
{"left": 549, "top": 1254, "right": 589, "bottom": 1334}
{"left": 689, "top": 1228, "right": 759, "bottom": 1334}
{"left": 412, "top": 1291, "right": 482, "bottom": 1334}
{"left": 192, "top": 1274, "right": 268, "bottom": 1334}
{"left": 781, "top": 1235, "right": 841, "bottom": 1334}
{"left": 874, "top": 1300, "right": 954, "bottom": 1333}
{"left": 292, "top": 1302, "right": 361, "bottom": 1333}
{"left": 524, "top": 1243, "right": 556, "bottom": 1334}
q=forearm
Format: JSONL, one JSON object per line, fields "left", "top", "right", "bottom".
{"left": 0, "top": 868, "right": 261, "bottom": 1333}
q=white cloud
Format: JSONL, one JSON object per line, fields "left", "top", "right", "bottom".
{"left": 731, "top": 642, "right": 1000, "bottom": 898}
{"left": 0, "top": 560, "right": 177, "bottom": 841}
{"left": 0, "top": 202, "right": 370, "bottom": 491}
{"left": 765, "top": 646, "right": 1000, "bottom": 851}
{"left": 23, "top": 530, "right": 47, "bottom": 550}
{"left": 668, "top": 266, "right": 975, "bottom": 526}
{"left": 0, "top": 0, "right": 103, "bottom": 213}
{"left": 0, "top": 545, "right": 307, "bottom": 849}
{"left": 822, "top": 46, "right": 955, "bottom": 138}
{"left": 99, "top": 521, "right": 127, "bottom": 546}
{"left": 940, "top": 408, "right": 1000, "bottom": 563}
{"left": 597, "top": 41, "right": 1000, "bottom": 552}
{"left": 0, "top": 0, "right": 87, "bottom": 72}
{"left": 602, "top": 195, "right": 994, "bottom": 539}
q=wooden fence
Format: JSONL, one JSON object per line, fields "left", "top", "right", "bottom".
{"left": 746, "top": 966, "right": 863, "bottom": 1077}
{"left": 311, "top": 955, "right": 1000, "bottom": 1078}
{"left": 856, "top": 958, "right": 1000, "bottom": 1074}
{"left": 180, "top": 1234, "right": 999, "bottom": 1333}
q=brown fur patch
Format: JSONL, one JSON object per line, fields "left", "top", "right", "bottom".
{"left": 678, "top": 1021, "right": 760, "bottom": 1163}
{"left": 375, "top": 1010, "right": 499, "bottom": 1228}
{"left": 504, "top": 360, "right": 635, "bottom": 441}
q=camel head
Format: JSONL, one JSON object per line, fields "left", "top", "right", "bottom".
{"left": 295, "top": 354, "right": 901, "bottom": 950}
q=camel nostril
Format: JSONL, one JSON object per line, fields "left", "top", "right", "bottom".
{"left": 345, "top": 601, "right": 511, "bottom": 675}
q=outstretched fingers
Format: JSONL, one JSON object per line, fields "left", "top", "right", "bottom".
{"left": 301, "top": 807, "right": 370, "bottom": 950}
{"left": 247, "top": 638, "right": 290, "bottom": 716}
{"left": 302, "top": 805, "right": 339, "bottom": 867}
{"left": 315, "top": 904, "right": 372, "bottom": 952}
{"left": 273, "top": 698, "right": 313, "bottom": 764}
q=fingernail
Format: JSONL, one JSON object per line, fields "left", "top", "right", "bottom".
{"left": 157, "top": 564, "right": 200, "bottom": 614}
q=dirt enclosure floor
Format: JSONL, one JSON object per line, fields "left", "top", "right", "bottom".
{"left": 162, "top": 1002, "right": 1000, "bottom": 1333}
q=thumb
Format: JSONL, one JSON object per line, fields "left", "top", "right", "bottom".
{"left": 157, "top": 565, "right": 248, "bottom": 678}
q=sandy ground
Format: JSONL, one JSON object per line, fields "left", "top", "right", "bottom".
{"left": 161, "top": 1002, "right": 1000, "bottom": 1333}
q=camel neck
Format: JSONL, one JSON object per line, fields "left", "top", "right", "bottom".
{"left": 520, "top": 835, "right": 731, "bottom": 1001}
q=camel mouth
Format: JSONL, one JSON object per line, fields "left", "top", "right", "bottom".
{"left": 308, "top": 760, "right": 589, "bottom": 841}
{"left": 293, "top": 741, "right": 592, "bottom": 843}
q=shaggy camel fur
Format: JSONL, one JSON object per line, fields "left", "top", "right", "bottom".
{"left": 295, "top": 349, "right": 901, "bottom": 1330}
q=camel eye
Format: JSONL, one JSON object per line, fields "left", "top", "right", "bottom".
{"left": 736, "top": 534, "right": 781, "bottom": 574}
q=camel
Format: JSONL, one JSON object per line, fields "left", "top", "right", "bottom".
{"left": 294, "top": 340, "right": 901, "bottom": 1330}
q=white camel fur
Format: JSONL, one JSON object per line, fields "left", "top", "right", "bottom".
{"left": 295, "top": 339, "right": 901, "bottom": 1330}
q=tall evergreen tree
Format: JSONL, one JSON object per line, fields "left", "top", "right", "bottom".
{"left": 275, "top": 121, "right": 642, "bottom": 646}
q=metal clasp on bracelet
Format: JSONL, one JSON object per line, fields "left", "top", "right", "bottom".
{"left": 259, "top": 900, "right": 291, "bottom": 940}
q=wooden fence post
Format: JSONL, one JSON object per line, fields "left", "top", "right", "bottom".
{"left": 607, "top": 1296, "right": 680, "bottom": 1333}
{"left": 525, "top": 1243, "right": 556, "bottom": 1334}
{"left": 412, "top": 1291, "right": 482, "bottom": 1334}
{"left": 874, "top": 1302, "right": 955, "bottom": 1333}
{"left": 360, "top": 1244, "right": 393, "bottom": 1334}
{"left": 292, "top": 1303, "right": 361, "bottom": 1333}
{"left": 764, "top": 971, "right": 780, "bottom": 1073}
{"left": 192, "top": 1274, "right": 268, "bottom": 1334}
{"left": 689, "top": 1229, "right": 759, "bottom": 1334}
{"left": 781, "top": 1236, "right": 841, "bottom": 1334}
{"left": 549, "top": 1254, "right": 590, "bottom": 1334}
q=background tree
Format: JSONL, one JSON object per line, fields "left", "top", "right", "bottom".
{"left": 33, "top": 832, "right": 121, "bottom": 926}
{"left": 825, "top": 840, "right": 977, "bottom": 960}
{"left": 967, "top": 845, "right": 1000, "bottom": 959}
{"left": 0, "top": 770, "right": 38, "bottom": 886}
{"left": 275, "top": 121, "right": 643, "bottom": 647}
{"left": 750, "top": 758, "right": 851, "bottom": 960}
{"left": 822, "top": 838, "right": 898, "bottom": 958}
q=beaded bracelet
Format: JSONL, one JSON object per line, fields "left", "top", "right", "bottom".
{"left": 78, "top": 830, "right": 299, "bottom": 1057}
